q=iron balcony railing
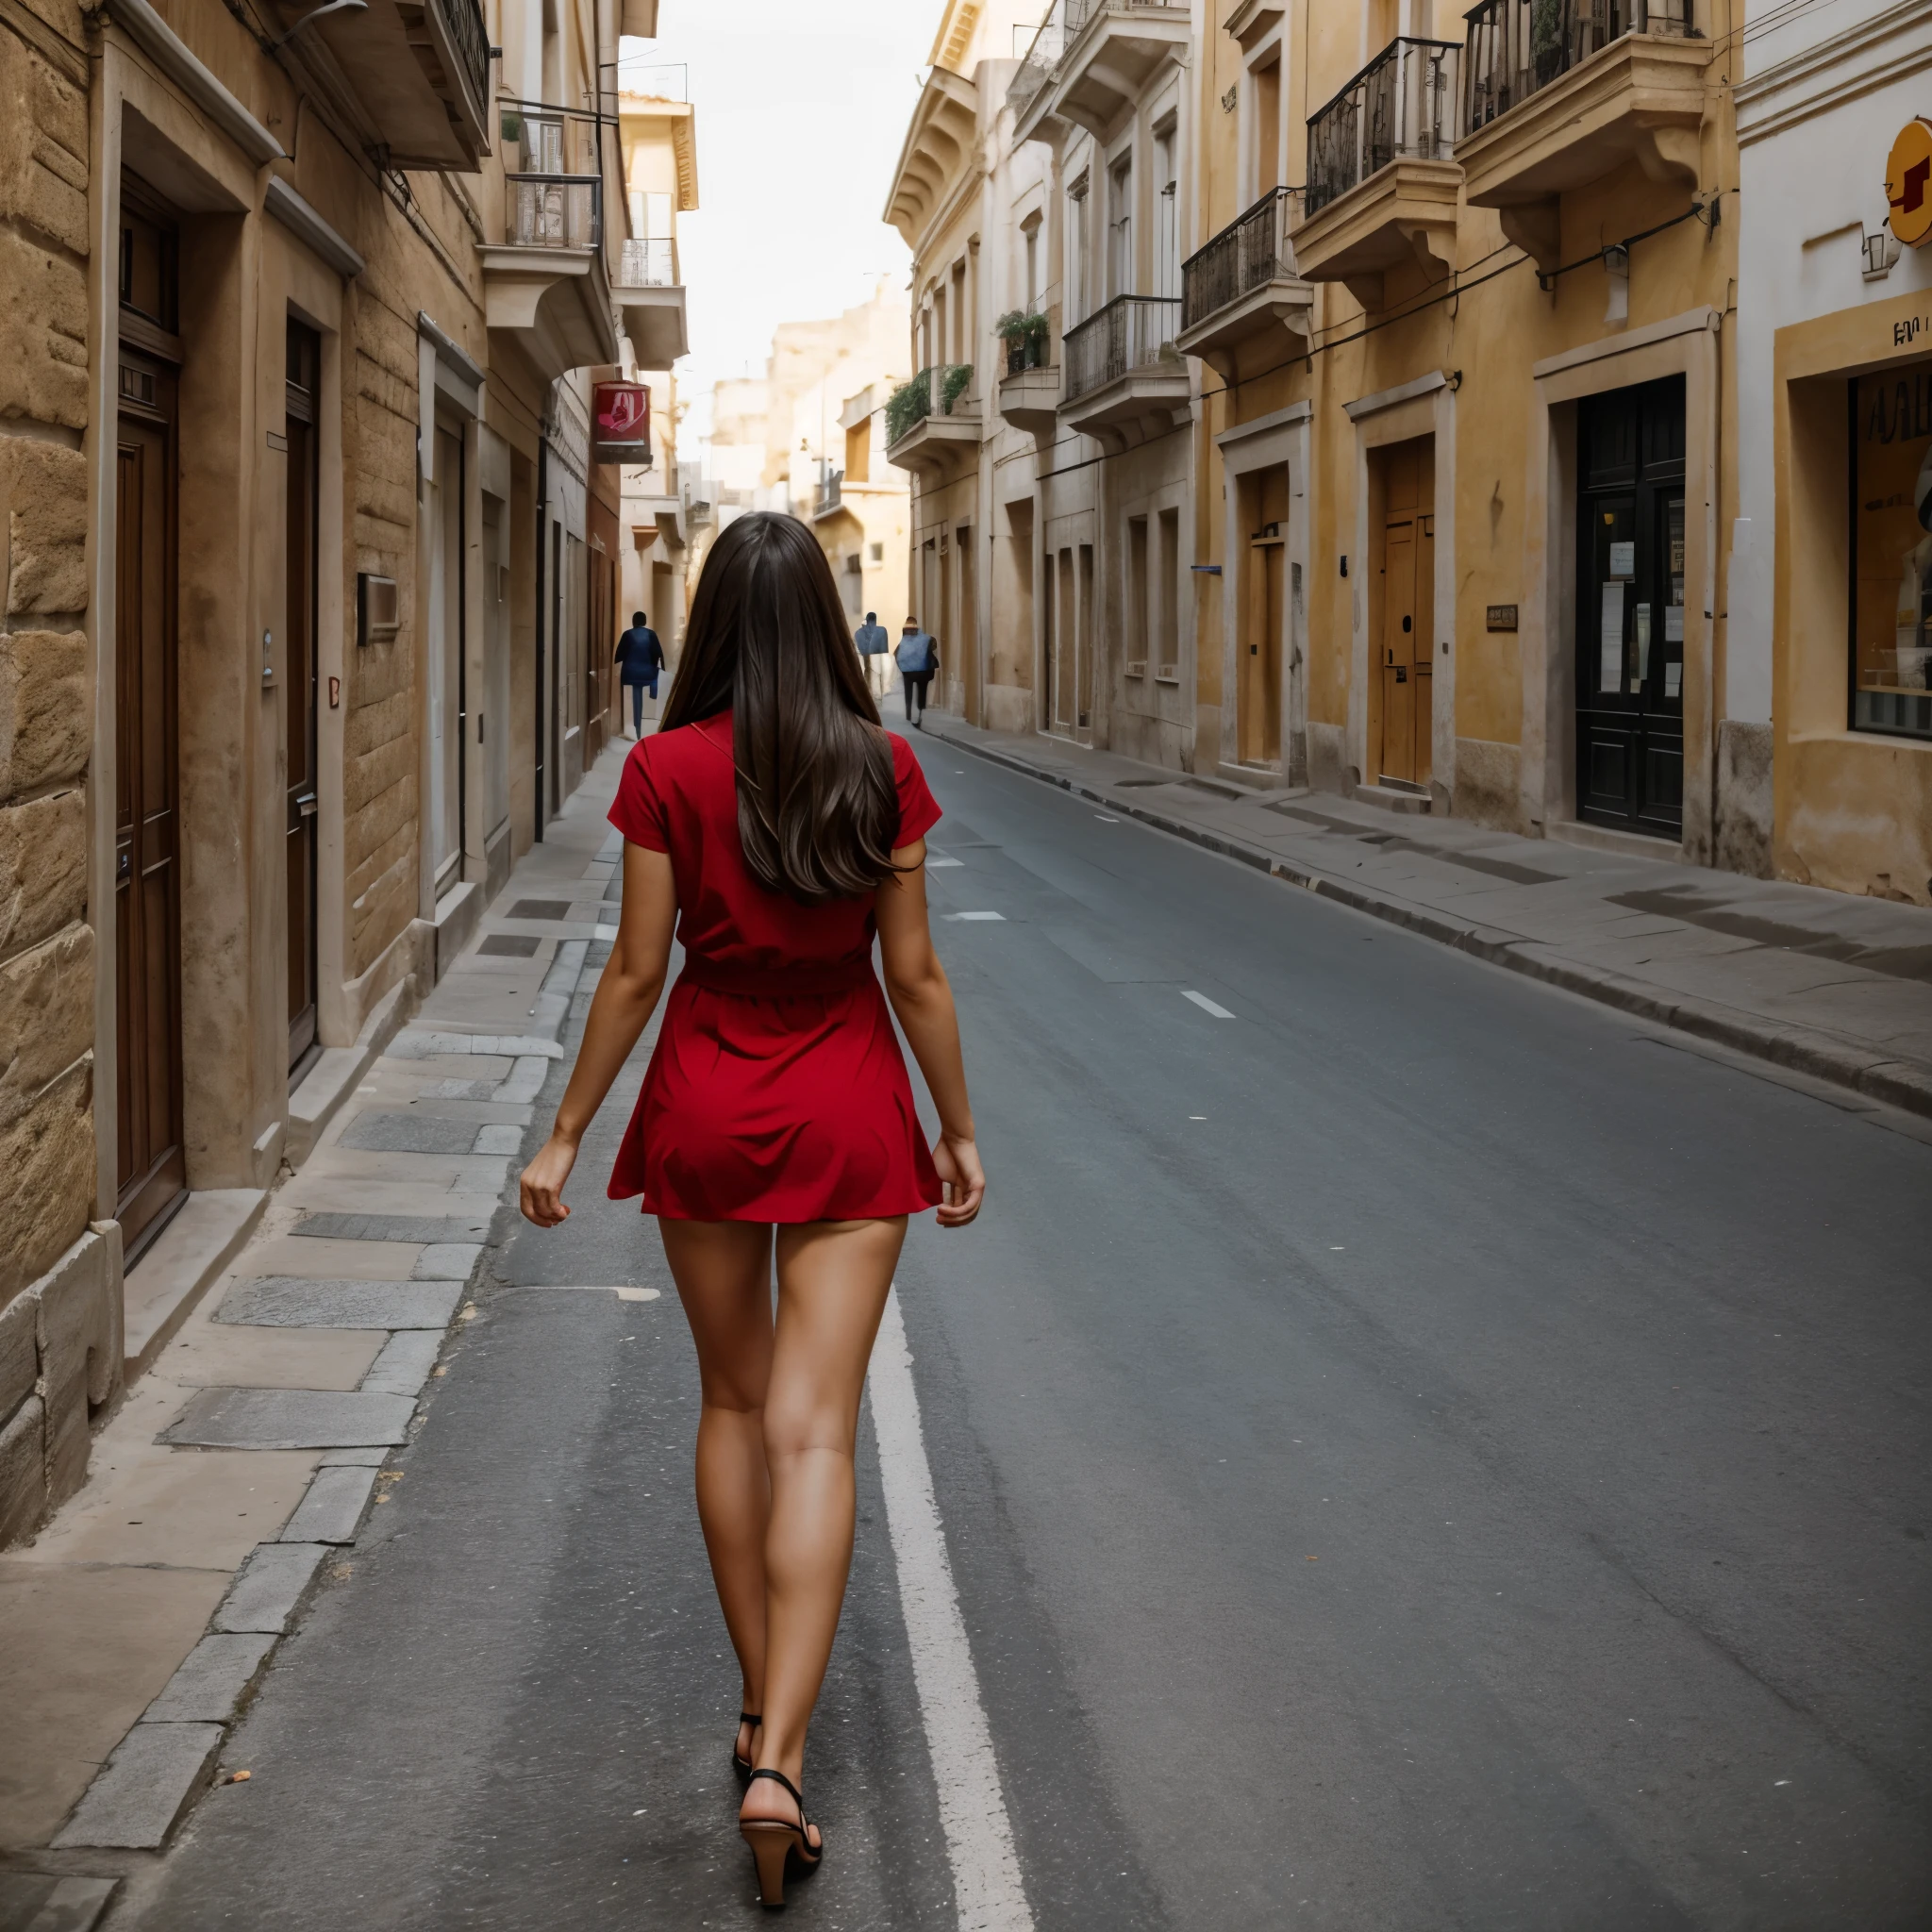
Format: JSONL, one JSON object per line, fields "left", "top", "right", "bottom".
{"left": 431, "top": 0, "right": 491, "bottom": 127}
{"left": 1063, "top": 294, "right": 1182, "bottom": 403}
{"left": 1463, "top": 0, "right": 1692, "bottom": 133}
{"left": 619, "top": 237, "right": 677, "bottom": 286}
{"left": 1307, "top": 38, "right": 1461, "bottom": 216}
{"left": 886, "top": 364, "right": 974, "bottom": 444}
{"left": 1009, "top": 0, "right": 1191, "bottom": 124}
{"left": 500, "top": 101, "right": 605, "bottom": 249}
{"left": 1181, "top": 185, "right": 1300, "bottom": 334}
{"left": 816, "top": 468, "right": 844, "bottom": 516}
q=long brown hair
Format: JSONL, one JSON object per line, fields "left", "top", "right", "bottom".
{"left": 659, "top": 511, "right": 900, "bottom": 905}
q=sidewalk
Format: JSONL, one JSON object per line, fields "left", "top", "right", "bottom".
{"left": 919, "top": 710, "right": 1932, "bottom": 1124}
{"left": 0, "top": 746, "right": 625, "bottom": 1921}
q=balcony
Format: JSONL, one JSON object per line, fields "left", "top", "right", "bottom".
{"left": 1290, "top": 38, "right": 1462, "bottom": 311}
{"left": 481, "top": 103, "right": 621, "bottom": 383}
{"left": 1176, "top": 186, "right": 1314, "bottom": 376}
{"left": 813, "top": 469, "right": 847, "bottom": 522}
{"left": 1010, "top": 0, "right": 1191, "bottom": 143}
{"left": 884, "top": 65, "right": 979, "bottom": 248}
{"left": 1059, "top": 294, "right": 1188, "bottom": 448}
{"left": 612, "top": 236, "right": 688, "bottom": 372}
{"left": 1457, "top": 0, "right": 1705, "bottom": 271}
{"left": 284, "top": 0, "right": 490, "bottom": 169}
{"left": 885, "top": 366, "right": 980, "bottom": 481}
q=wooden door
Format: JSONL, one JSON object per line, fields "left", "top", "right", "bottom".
{"left": 1414, "top": 513, "right": 1435, "bottom": 789}
{"left": 1576, "top": 377, "right": 1686, "bottom": 836}
{"left": 1240, "top": 465, "right": 1288, "bottom": 766}
{"left": 1380, "top": 521, "right": 1417, "bottom": 783}
{"left": 284, "top": 322, "right": 320, "bottom": 1075}
{"left": 115, "top": 388, "right": 186, "bottom": 1249}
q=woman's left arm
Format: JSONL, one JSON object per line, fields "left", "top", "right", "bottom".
{"left": 519, "top": 840, "right": 676, "bottom": 1226}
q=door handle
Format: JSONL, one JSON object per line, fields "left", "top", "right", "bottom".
{"left": 117, "top": 848, "right": 131, "bottom": 881}
{"left": 297, "top": 794, "right": 318, "bottom": 819}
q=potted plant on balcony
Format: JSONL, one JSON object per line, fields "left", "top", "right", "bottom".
{"left": 994, "top": 310, "right": 1050, "bottom": 375}
{"left": 941, "top": 363, "right": 974, "bottom": 414}
{"left": 886, "top": 370, "right": 932, "bottom": 446}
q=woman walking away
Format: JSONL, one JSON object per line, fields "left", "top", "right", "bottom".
{"left": 520, "top": 511, "right": 985, "bottom": 1909}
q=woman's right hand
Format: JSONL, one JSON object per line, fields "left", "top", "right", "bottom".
{"left": 932, "top": 1134, "right": 985, "bottom": 1228}
{"left": 521, "top": 1130, "right": 580, "bottom": 1227}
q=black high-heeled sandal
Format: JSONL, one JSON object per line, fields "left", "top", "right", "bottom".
{"left": 740, "top": 1767, "right": 823, "bottom": 1907}
{"left": 732, "top": 1711, "right": 761, "bottom": 1783}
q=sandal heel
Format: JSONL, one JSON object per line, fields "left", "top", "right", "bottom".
{"left": 741, "top": 1822, "right": 798, "bottom": 1907}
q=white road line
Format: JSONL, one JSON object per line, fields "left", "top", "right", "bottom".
{"left": 1182, "top": 990, "right": 1236, "bottom": 1019}
{"left": 870, "top": 1292, "right": 1034, "bottom": 1932}
{"left": 945, "top": 910, "right": 1006, "bottom": 922}
{"left": 928, "top": 857, "right": 964, "bottom": 869}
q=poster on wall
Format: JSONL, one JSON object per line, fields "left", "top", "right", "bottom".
{"left": 1852, "top": 364, "right": 1932, "bottom": 741}
{"left": 591, "top": 381, "right": 652, "bottom": 466}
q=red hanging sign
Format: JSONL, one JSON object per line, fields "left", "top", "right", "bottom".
{"left": 591, "top": 380, "right": 652, "bottom": 464}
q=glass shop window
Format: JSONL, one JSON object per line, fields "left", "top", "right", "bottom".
{"left": 1852, "top": 364, "right": 1932, "bottom": 741}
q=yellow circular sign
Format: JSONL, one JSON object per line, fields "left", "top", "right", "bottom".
{"left": 1887, "top": 118, "right": 1932, "bottom": 247}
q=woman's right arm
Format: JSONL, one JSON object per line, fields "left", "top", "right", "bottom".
{"left": 519, "top": 840, "right": 676, "bottom": 1226}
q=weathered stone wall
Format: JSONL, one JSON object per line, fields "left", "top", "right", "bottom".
{"left": 0, "top": 0, "right": 116, "bottom": 1547}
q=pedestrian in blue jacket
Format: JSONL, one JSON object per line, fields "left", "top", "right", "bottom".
{"left": 894, "top": 618, "right": 938, "bottom": 727}
{"left": 615, "top": 611, "right": 666, "bottom": 737}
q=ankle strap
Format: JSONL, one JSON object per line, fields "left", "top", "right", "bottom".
{"left": 739, "top": 1711, "right": 761, "bottom": 1725}
{"left": 747, "top": 1767, "right": 803, "bottom": 1806}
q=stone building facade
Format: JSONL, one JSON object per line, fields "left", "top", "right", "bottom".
{"left": 0, "top": 0, "right": 687, "bottom": 1546}
{"left": 891, "top": 0, "right": 1929, "bottom": 913}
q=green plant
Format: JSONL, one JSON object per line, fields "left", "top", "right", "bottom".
{"left": 886, "top": 370, "right": 931, "bottom": 444}
{"left": 941, "top": 363, "right": 974, "bottom": 413}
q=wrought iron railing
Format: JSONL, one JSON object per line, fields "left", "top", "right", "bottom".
{"left": 1307, "top": 38, "right": 1461, "bottom": 215}
{"left": 1181, "top": 186, "right": 1300, "bottom": 333}
{"left": 815, "top": 468, "right": 844, "bottom": 516}
{"left": 1462, "top": 0, "right": 1692, "bottom": 133}
{"left": 886, "top": 365, "right": 974, "bottom": 444}
{"left": 500, "top": 101, "right": 604, "bottom": 249}
{"left": 430, "top": 0, "right": 490, "bottom": 125}
{"left": 1063, "top": 294, "right": 1182, "bottom": 402}
{"left": 619, "top": 237, "right": 677, "bottom": 286}
{"left": 1009, "top": 0, "right": 1191, "bottom": 125}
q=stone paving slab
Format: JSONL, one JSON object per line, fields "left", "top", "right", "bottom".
{"left": 291, "top": 1210, "right": 495, "bottom": 1244}
{"left": 49, "top": 1720, "right": 225, "bottom": 1848}
{"left": 0, "top": 1873, "right": 119, "bottom": 1929}
{"left": 276, "top": 1466, "right": 379, "bottom": 1545}
{"left": 388, "top": 1030, "right": 565, "bottom": 1059}
{"left": 142, "top": 1632, "right": 278, "bottom": 1724}
{"left": 359, "top": 1330, "right": 442, "bottom": 1398}
{"left": 472, "top": 1122, "right": 525, "bottom": 1155}
{"left": 213, "top": 1277, "right": 465, "bottom": 1330}
{"left": 317, "top": 1445, "right": 391, "bottom": 1468}
{"left": 159, "top": 1388, "right": 415, "bottom": 1451}
{"left": 210, "top": 1542, "right": 332, "bottom": 1635}
{"left": 412, "top": 1241, "right": 483, "bottom": 1280}
{"left": 339, "top": 1112, "right": 485, "bottom": 1155}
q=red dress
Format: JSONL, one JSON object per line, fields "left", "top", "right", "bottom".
{"left": 605, "top": 710, "right": 945, "bottom": 1224}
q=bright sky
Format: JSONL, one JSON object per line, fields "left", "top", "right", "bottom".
{"left": 623, "top": 0, "right": 939, "bottom": 446}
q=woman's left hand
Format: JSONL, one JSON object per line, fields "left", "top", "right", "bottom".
{"left": 932, "top": 1135, "right": 985, "bottom": 1228}
{"left": 521, "top": 1131, "right": 580, "bottom": 1227}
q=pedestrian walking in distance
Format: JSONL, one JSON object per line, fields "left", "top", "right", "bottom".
{"left": 854, "top": 608, "right": 891, "bottom": 702}
{"left": 520, "top": 511, "right": 986, "bottom": 1909}
{"left": 895, "top": 616, "right": 938, "bottom": 726}
{"left": 615, "top": 609, "right": 666, "bottom": 737}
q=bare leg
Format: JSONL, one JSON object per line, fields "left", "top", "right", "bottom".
{"left": 741, "top": 1216, "right": 907, "bottom": 1839}
{"left": 659, "top": 1219, "right": 776, "bottom": 1764}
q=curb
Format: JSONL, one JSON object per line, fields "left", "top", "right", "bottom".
{"left": 937, "top": 724, "right": 1932, "bottom": 1125}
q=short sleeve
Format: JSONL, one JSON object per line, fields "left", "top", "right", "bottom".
{"left": 608, "top": 739, "right": 670, "bottom": 852}
{"left": 891, "top": 733, "right": 942, "bottom": 848}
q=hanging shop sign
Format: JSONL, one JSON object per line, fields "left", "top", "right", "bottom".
{"left": 1886, "top": 118, "right": 1932, "bottom": 248}
{"left": 591, "top": 380, "right": 652, "bottom": 464}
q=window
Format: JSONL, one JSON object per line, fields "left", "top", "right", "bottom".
{"left": 1068, "top": 175, "right": 1089, "bottom": 322}
{"left": 1023, "top": 216, "right": 1041, "bottom": 312}
{"left": 1126, "top": 515, "right": 1149, "bottom": 674}
{"left": 1155, "top": 122, "right": 1179, "bottom": 303}
{"left": 1252, "top": 54, "right": 1282, "bottom": 197}
{"left": 1108, "top": 154, "right": 1133, "bottom": 299}
{"left": 1158, "top": 506, "right": 1181, "bottom": 677}
{"left": 1852, "top": 364, "right": 1932, "bottom": 741}
{"left": 869, "top": 541, "right": 885, "bottom": 564}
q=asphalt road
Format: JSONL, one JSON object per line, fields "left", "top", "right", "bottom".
{"left": 129, "top": 723, "right": 1932, "bottom": 1930}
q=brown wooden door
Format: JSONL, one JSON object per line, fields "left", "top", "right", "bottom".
{"left": 115, "top": 376, "right": 186, "bottom": 1250}
{"left": 285, "top": 321, "right": 321, "bottom": 1074}
{"left": 1380, "top": 520, "right": 1418, "bottom": 783}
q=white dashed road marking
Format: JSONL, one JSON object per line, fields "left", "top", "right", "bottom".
{"left": 945, "top": 910, "right": 1006, "bottom": 922}
{"left": 1182, "top": 990, "right": 1236, "bottom": 1019}
{"left": 871, "top": 1292, "right": 1035, "bottom": 1931}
